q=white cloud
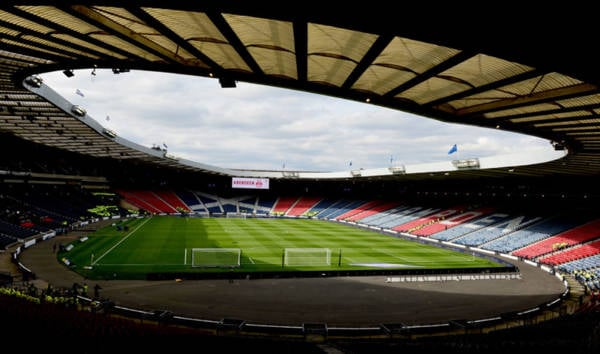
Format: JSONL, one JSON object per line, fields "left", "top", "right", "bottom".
{"left": 40, "top": 69, "right": 554, "bottom": 171}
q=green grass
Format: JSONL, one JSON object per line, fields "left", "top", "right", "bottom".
{"left": 58, "top": 216, "right": 505, "bottom": 280}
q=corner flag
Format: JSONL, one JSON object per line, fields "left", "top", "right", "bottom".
{"left": 448, "top": 144, "right": 458, "bottom": 154}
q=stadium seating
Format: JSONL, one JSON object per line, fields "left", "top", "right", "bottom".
{"left": 355, "top": 204, "right": 408, "bottom": 226}
{"left": 451, "top": 214, "right": 543, "bottom": 247}
{"left": 343, "top": 201, "right": 402, "bottom": 223}
{"left": 513, "top": 218, "right": 600, "bottom": 259}
{"left": 483, "top": 215, "right": 587, "bottom": 254}
{"left": 392, "top": 205, "right": 467, "bottom": 233}
{"left": 333, "top": 200, "right": 385, "bottom": 220}
{"left": 538, "top": 240, "right": 600, "bottom": 266}
{"left": 175, "top": 190, "right": 207, "bottom": 212}
{"left": 153, "top": 190, "right": 191, "bottom": 212}
{"left": 270, "top": 196, "right": 298, "bottom": 215}
{"left": 430, "top": 212, "right": 512, "bottom": 242}
{"left": 319, "top": 200, "right": 366, "bottom": 219}
{"left": 285, "top": 196, "right": 322, "bottom": 216}
{"left": 412, "top": 206, "right": 496, "bottom": 237}
{"left": 115, "top": 189, "right": 164, "bottom": 214}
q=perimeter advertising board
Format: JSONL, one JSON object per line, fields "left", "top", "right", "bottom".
{"left": 231, "top": 177, "right": 269, "bottom": 190}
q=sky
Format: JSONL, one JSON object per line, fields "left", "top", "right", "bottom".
{"left": 39, "top": 69, "right": 554, "bottom": 172}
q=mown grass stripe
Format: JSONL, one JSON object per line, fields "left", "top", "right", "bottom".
{"left": 62, "top": 216, "right": 504, "bottom": 280}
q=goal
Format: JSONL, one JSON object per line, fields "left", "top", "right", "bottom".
{"left": 191, "top": 248, "right": 241, "bottom": 268}
{"left": 284, "top": 248, "right": 331, "bottom": 267}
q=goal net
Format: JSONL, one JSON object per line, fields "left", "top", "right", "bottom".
{"left": 284, "top": 248, "right": 331, "bottom": 267}
{"left": 191, "top": 248, "right": 241, "bottom": 268}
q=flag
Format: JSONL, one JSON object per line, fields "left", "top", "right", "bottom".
{"left": 163, "top": 142, "right": 168, "bottom": 149}
{"left": 75, "top": 88, "right": 84, "bottom": 97}
{"left": 349, "top": 161, "right": 352, "bottom": 167}
{"left": 447, "top": 144, "right": 458, "bottom": 155}
{"left": 282, "top": 162, "right": 286, "bottom": 169}
{"left": 105, "top": 115, "right": 110, "bottom": 121}
{"left": 389, "top": 155, "right": 394, "bottom": 164}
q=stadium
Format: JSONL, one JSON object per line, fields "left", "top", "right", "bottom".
{"left": 1, "top": 2, "right": 600, "bottom": 352}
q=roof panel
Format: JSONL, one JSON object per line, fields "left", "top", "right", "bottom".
{"left": 553, "top": 126, "right": 600, "bottom": 132}
{"left": 52, "top": 34, "right": 127, "bottom": 59}
{"left": 353, "top": 64, "right": 416, "bottom": 95}
{"left": 307, "top": 23, "right": 376, "bottom": 87}
{"left": 400, "top": 55, "right": 537, "bottom": 107}
{"left": 0, "top": 9, "right": 53, "bottom": 34}
{"left": 143, "top": 8, "right": 226, "bottom": 42}
{"left": 503, "top": 72, "right": 583, "bottom": 96}
{"left": 399, "top": 76, "right": 470, "bottom": 105}
{"left": 444, "top": 89, "right": 515, "bottom": 110}
{"left": 308, "top": 23, "right": 377, "bottom": 62}
{"left": 17, "top": 6, "right": 101, "bottom": 34}
{"left": 382, "top": 37, "right": 459, "bottom": 74}
{"left": 246, "top": 47, "right": 297, "bottom": 79}
{"left": 143, "top": 7, "right": 248, "bottom": 71}
{"left": 2, "top": 38, "right": 76, "bottom": 59}
{"left": 93, "top": 6, "right": 153, "bottom": 33}
{"left": 556, "top": 93, "right": 600, "bottom": 108}
{"left": 512, "top": 111, "right": 593, "bottom": 124}
{"left": 566, "top": 131, "right": 600, "bottom": 136}
{"left": 0, "top": 25, "right": 21, "bottom": 36}
{"left": 22, "top": 35, "right": 101, "bottom": 59}
{"left": 0, "top": 48, "right": 52, "bottom": 64}
{"left": 92, "top": 6, "right": 196, "bottom": 62}
{"left": 224, "top": 14, "right": 296, "bottom": 78}
{"left": 486, "top": 102, "right": 565, "bottom": 119}
{"left": 442, "top": 54, "right": 533, "bottom": 88}
{"left": 307, "top": 55, "right": 356, "bottom": 87}
{"left": 87, "top": 33, "right": 162, "bottom": 61}
{"left": 353, "top": 37, "right": 458, "bottom": 95}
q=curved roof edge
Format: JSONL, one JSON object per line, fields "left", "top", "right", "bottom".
{"left": 27, "top": 75, "right": 565, "bottom": 180}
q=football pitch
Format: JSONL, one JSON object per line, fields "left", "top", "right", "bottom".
{"left": 59, "top": 216, "right": 505, "bottom": 280}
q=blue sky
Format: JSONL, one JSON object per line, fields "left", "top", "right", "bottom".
{"left": 40, "top": 69, "right": 553, "bottom": 171}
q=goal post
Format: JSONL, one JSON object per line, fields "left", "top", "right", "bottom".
{"left": 191, "top": 248, "right": 241, "bottom": 268}
{"left": 283, "top": 248, "right": 331, "bottom": 267}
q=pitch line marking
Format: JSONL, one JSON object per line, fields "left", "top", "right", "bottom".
{"left": 91, "top": 217, "right": 151, "bottom": 266}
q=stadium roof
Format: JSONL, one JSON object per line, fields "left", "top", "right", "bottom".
{"left": 1, "top": 2, "right": 600, "bottom": 180}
